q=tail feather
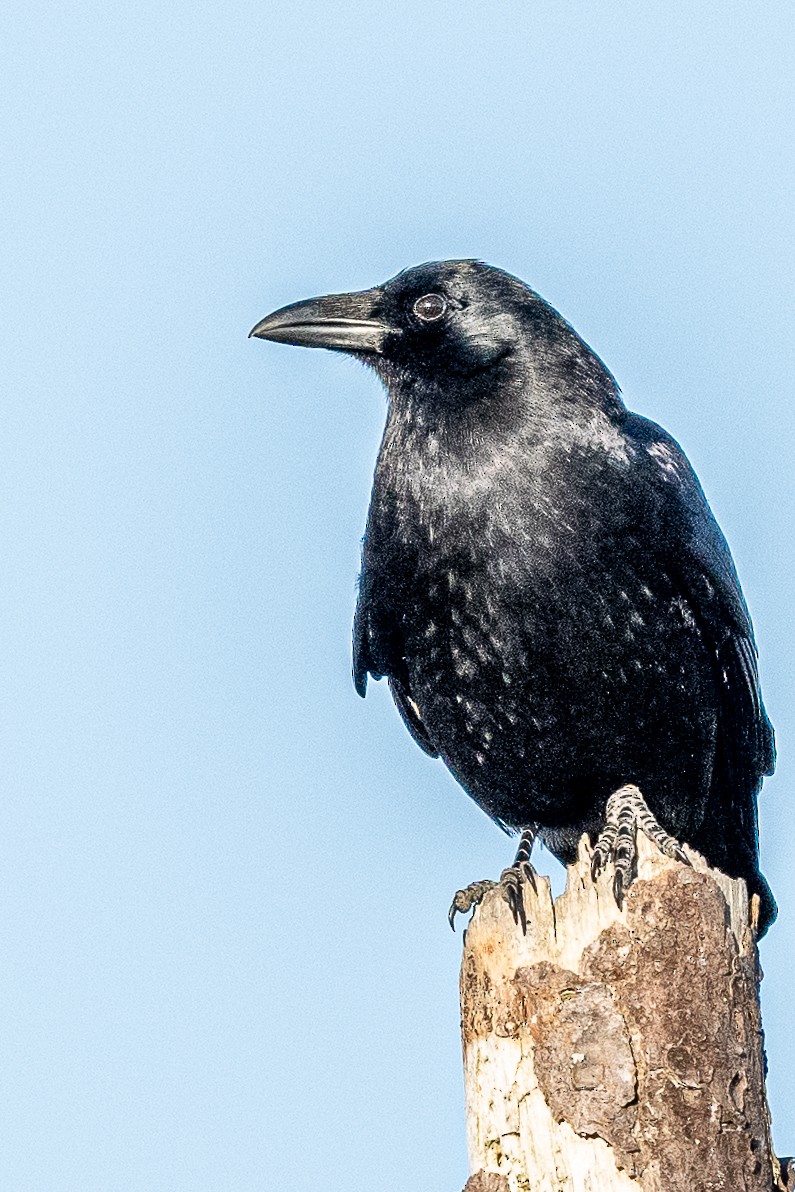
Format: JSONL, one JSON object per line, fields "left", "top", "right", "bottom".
{"left": 689, "top": 686, "right": 776, "bottom": 935}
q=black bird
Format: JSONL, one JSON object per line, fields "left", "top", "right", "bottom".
{"left": 250, "top": 260, "right": 776, "bottom": 934}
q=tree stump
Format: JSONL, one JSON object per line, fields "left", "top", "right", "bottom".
{"left": 459, "top": 834, "right": 786, "bottom": 1192}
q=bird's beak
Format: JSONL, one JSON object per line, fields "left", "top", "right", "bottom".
{"left": 249, "top": 287, "right": 392, "bottom": 355}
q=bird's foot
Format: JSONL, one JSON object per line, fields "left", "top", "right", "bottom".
{"left": 448, "top": 862, "right": 538, "bottom": 932}
{"left": 591, "top": 782, "right": 690, "bottom": 907}
{"left": 449, "top": 824, "right": 538, "bottom": 931}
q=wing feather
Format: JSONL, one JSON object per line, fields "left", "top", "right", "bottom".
{"left": 625, "top": 414, "right": 775, "bottom": 855}
{"left": 353, "top": 574, "right": 438, "bottom": 758}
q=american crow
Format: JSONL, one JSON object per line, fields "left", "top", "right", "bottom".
{"left": 250, "top": 260, "right": 776, "bottom": 934}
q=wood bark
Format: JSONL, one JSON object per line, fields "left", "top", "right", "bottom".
{"left": 459, "top": 834, "right": 786, "bottom": 1192}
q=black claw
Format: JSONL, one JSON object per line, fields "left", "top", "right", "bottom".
{"left": 448, "top": 888, "right": 471, "bottom": 930}
{"left": 613, "top": 870, "right": 626, "bottom": 908}
{"left": 521, "top": 861, "right": 537, "bottom": 893}
{"left": 499, "top": 867, "right": 529, "bottom": 933}
{"left": 506, "top": 886, "right": 527, "bottom": 933}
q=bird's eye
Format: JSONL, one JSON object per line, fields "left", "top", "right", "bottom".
{"left": 413, "top": 293, "right": 447, "bottom": 322}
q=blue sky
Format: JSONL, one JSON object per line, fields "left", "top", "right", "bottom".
{"left": 2, "top": 2, "right": 793, "bottom": 1189}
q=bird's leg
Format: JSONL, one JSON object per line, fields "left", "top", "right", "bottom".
{"left": 591, "top": 783, "right": 690, "bottom": 906}
{"left": 449, "top": 825, "right": 537, "bottom": 933}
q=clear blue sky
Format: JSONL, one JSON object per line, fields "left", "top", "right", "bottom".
{"left": 2, "top": 2, "right": 793, "bottom": 1189}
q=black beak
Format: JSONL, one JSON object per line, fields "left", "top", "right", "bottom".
{"left": 249, "top": 286, "right": 393, "bottom": 355}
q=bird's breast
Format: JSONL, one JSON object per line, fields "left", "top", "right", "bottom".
{"left": 364, "top": 433, "right": 714, "bottom": 827}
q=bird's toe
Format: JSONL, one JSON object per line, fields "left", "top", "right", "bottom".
{"left": 498, "top": 863, "right": 538, "bottom": 933}
{"left": 448, "top": 879, "right": 497, "bottom": 930}
{"left": 592, "top": 783, "right": 690, "bottom": 911}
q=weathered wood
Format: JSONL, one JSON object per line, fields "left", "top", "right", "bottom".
{"left": 460, "top": 834, "right": 785, "bottom": 1192}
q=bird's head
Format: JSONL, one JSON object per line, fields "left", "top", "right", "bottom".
{"left": 250, "top": 260, "right": 620, "bottom": 416}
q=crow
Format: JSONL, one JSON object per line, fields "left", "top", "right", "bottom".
{"left": 250, "top": 260, "right": 776, "bottom": 934}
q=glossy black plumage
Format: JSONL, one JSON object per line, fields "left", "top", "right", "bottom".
{"left": 251, "top": 260, "right": 776, "bottom": 932}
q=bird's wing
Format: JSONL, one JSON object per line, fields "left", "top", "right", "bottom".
{"left": 386, "top": 675, "right": 439, "bottom": 756}
{"left": 624, "top": 413, "right": 775, "bottom": 931}
{"left": 353, "top": 580, "right": 439, "bottom": 758}
{"left": 625, "top": 413, "right": 775, "bottom": 806}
